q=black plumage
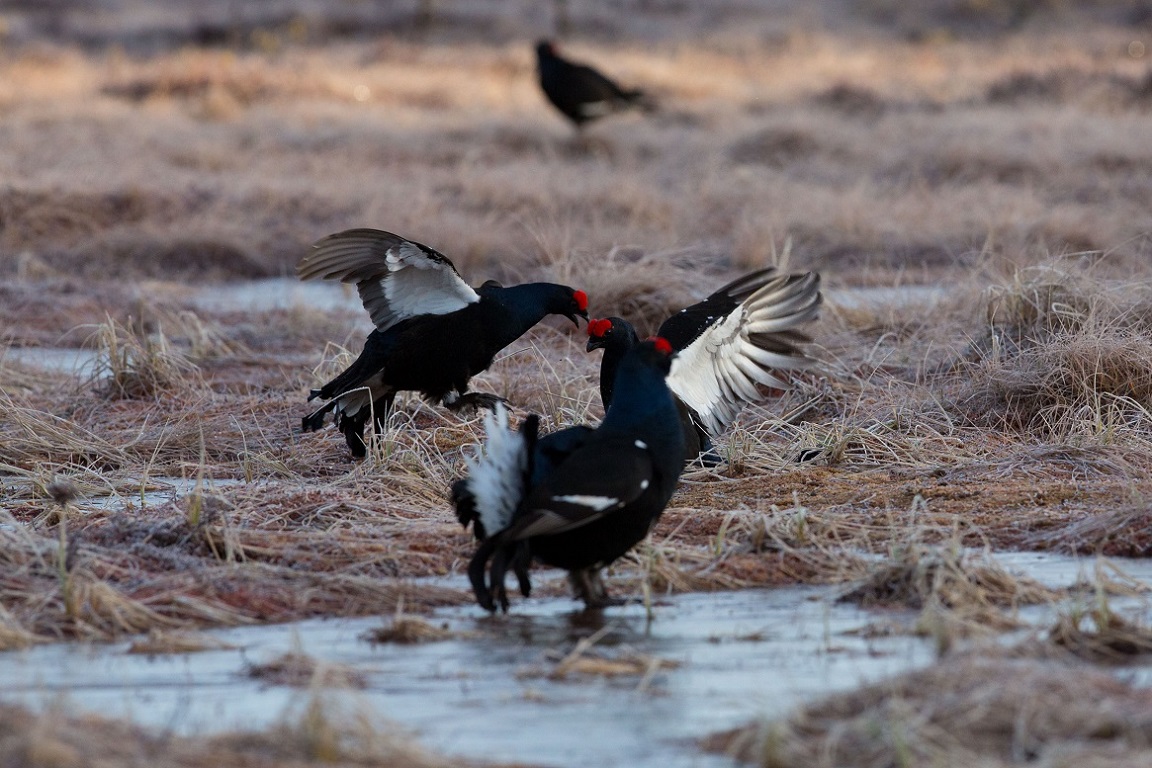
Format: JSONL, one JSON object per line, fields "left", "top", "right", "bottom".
{"left": 586, "top": 267, "right": 821, "bottom": 463}
{"left": 298, "top": 229, "right": 588, "bottom": 457}
{"left": 535, "top": 39, "right": 653, "bottom": 129}
{"left": 453, "top": 338, "right": 685, "bottom": 612}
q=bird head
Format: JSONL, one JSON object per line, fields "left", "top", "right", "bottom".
{"left": 559, "top": 288, "right": 589, "bottom": 326}
{"left": 637, "top": 336, "right": 675, "bottom": 375}
{"left": 586, "top": 317, "right": 617, "bottom": 352}
{"left": 535, "top": 39, "right": 558, "bottom": 59}
{"left": 586, "top": 316, "right": 642, "bottom": 354}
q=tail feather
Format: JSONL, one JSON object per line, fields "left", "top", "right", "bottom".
{"left": 301, "top": 400, "right": 338, "bottom": 432}
{"left": 456, "top": 406, "right": 538, "bottom": 542}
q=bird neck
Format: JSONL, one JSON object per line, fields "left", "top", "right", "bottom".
{"left": 597, "top": 322, "right": 641, "bottom": 410}
{"left": 601, "top": 356, "right": 683, "bottom": 455}
{"left": 481, "top": 283, "right": 565, "bottom": 347}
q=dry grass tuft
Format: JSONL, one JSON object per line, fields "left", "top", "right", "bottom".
{"left": 246, "top": 650, "right": 369, "bottom": 689}
{"left": 965, "top": 262, "right": 1152, "bottom": 433}
{"left": 0, "top": 696, "right": 460, "bottom": 768}
{"left": 1048, "top": 599, "right": 1152, "bottom": 663}
{"left": 1027, "top": 503, "right": 1152, "bottom": 556}
{"left": 709, "top": 653, "right": 1152, "bottom": 768}
{"left": 839, "top": 543, "right": 1058, "bottom": 643}
{"left": 522, "top": 624, "right": 680, "bottom": 684}
{"left": 702, "top": 498, "right": 875, "bottom": 585}
{"left": 86, "top": 314, "right": 203, "bottom": 400}
{"left": 127, "top": 628, "right": 239, "bottom": 654}
{"left": 365, "top": 614, "right": 460, "bottom": 645}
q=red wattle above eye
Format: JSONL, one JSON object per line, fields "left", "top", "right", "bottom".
{"left": 588, "top": 318, "right": 612, "bottom": 337}
{"left": 574, "top": 290, "right": 588, "bottom": 311}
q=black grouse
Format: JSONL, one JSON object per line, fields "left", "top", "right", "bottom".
{"left": 535, "top": 39, "right": 653, "bottom": 129}
{"left": 453, "top": 338, "right": 685, "bottom": 612}
{"left": 298, "top": 229, "right": 589, "bottom": 457}
{"left": 586, "top": 267, "right": 821, "bottom": 463}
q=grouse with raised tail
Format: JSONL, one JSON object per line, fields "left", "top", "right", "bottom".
{"left": 453, "top": 338, "right": 685, "bottom": 612}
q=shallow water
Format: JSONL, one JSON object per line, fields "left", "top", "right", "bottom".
{"left": 2, "top": 552, "right": 1150, "bottom": 767}
{"left": 0, "top": 586, "right": 931, "bottom": 767}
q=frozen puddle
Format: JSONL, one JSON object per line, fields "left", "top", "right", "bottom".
{"left": 187, "top": 277, "right": 364, "bottom": 315}
{"left": 187, "top": 278, "right": 944, "bottom": 319}
{"left": 0, "top": 346, "right": 100, "bottom": 376}
{"left": 0, "top": 555, "right": 1149, "bottom": 766}
{"left": 829, "top": 284, "right": 945, "bottom": 311}
{"left": 0, "top": 587, "right": 932, "bottom": 767}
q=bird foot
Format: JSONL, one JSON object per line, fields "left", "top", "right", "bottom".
{"left": 694, "top": 447, "right": 726, "bottom": 468}
{"left": 568, "top": 569, "right": 625, "bottom": 609}
{"left": 444, "top": 392, "right": 507, "bottom": 414}
{"left": 581, "top": 594, "right": 629, "bottom": 610}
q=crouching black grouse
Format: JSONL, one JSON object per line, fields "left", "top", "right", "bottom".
{"left": 586, "top": 267, "right": 821, "bottom": 464}
{"left": 453, "top": 338, "right": 685, "bottom": 612}
{"left": 535, "top": 39, "right": 653, "bottom": 129}
{"left": 298, "top": 229, "right": 588, "bottom": 457}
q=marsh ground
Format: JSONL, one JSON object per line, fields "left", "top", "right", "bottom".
{"left": 4, "top": 0, "right": 1152, "bottom": 765}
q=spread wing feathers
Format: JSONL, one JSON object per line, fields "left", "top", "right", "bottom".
{"left": 668, "top": 271, "right": 822, "bottom": 437}
{"left": 459, "top": 406, "right": 535, "bottom": 540}
{"left": 657, "top": 267, "right": 778, "bottom": 351}
{"left": 297, "top": 228, "right": 479, "bottom": 333}
{"left": 509, "top": 444, "right": 653, "bottom": 540}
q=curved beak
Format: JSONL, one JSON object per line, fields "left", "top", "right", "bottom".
{"left": 565, "top": 309, "right": 588, "bottom": 327}
{"left": 586, "top": 336, "right": 605, "bottom": 353}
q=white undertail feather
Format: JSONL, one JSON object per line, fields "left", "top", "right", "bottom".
{"left": 465, "top": 404, "right": 529, "bottom": 538}
{"left": 552, "top": 494, "right": 620, "bottom": 511}
{"left": 669, "top": 271, "right": 821, "bottom": 437}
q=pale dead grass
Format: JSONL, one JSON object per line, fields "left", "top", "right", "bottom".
{"left": 127, "top": 628, "right": 239, "bottom": 654}
{"left": 4, "top": 3, "right": 1152, "bottom": 283}
{"left": 962, "top": 259, "right": 1152, "bottom": 436}
{"left": 523, "top": 622, "right": 681, "bottom": 683}
{"left": 0, "top": 697, "right": 469, "bottom": 768}
{"left": 2, "top": 3, "right": 1152, "bottom": 763}
{"left": 7, "top": 261, "right": 1152, "bottom": 644}
{"left": 365, "top": 614, "right": 462, "bottom": 645}
{"left": 838, "top": 541, "right": 1060, "bottom": 646}
{"left": 246, "top": 650, "right": 369, "bottom": 689}
{"left": 710, "top": 653, "right": 1152, "bottom": 768}
{"left": 1047, "top": 599, "right": 1152, "bottom": 663}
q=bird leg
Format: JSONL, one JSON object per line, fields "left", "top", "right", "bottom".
{"left": 488, "top": 544, "right": 514, "bottom": 613}
{"left": 337, "top": 413, "right": 369, "bottom": 459}
{"left": 568, "top": 568, "right": 627, "bottom": 609}
{"left": 337, "top": 393, "right": 397, "bottom": 459}
{"left": 467, "top": 537, "right": 501, "bottom": 612}
{"left": 511, "top": 541, "right": 533, "bottom": 598}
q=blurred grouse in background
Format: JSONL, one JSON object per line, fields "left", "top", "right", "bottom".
{"left": 535, "top": 39, "right": 654, "bottom": 129}
{"left": 298, "top": 229, "right": 588, "bottom": 457}
{"left": 587, "top": 267, "right": 821, "bottom": 464}
{"left": 453, "top": 338, "right": 686, "bottom": 612}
